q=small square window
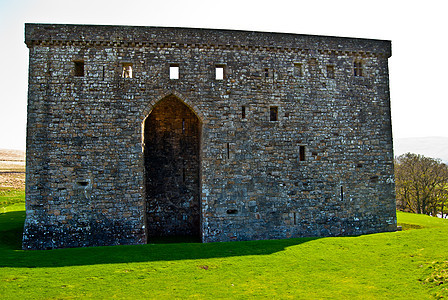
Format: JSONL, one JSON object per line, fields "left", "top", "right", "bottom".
{"left": 170, "top": 65, "right": 179, "bottom": 80}
{"left": 264, "top": 68, "right": 269, "bottom": 78}
{"left": 216, "top": 66, "right": 224, "bottom": 80}
{"left": 122, "top": 64, "right": 132, "bottom": 78}
{"left": 354, "top": 61, "right": 363, "bottom": 77}
{"left": 74, "top": 61, "right": 84, "bottom": 77}
{"left": 327, "top": 65, "right": 335, "bottom": 78}
{"left": 270, "top": 106, "right": 278, "bottom": 122}
{"left": 122, "top": 63, "right": 133, "bottom": 78}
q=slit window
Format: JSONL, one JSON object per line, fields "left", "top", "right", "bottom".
{"left": 122, "top": 63, "right": 133, "bottom": 78}
{"left": 182, "top": 167, "right": 186, "bottom": 183}
{"left": 74, "top": 61, "right": 84, "bottom": 77}
{"left": 299, "top": 146, "right": 306, "bottom": 161}
{"left": 215, "top": 65, "right": 224, "bottom": 80}
{"left": 327, "top": 65, "right": 335, "bottom": 78}
{"left": 170, "top": 64, "right": 179, "bottom": 79}
{"left": 294, "top": 63, "right": 303, "bottom": 77}
{"left": 270, "top": 106, "right": 278, "bottom": 122}
{"left": 242, "top": 106, "right": 246, "bottom": 119}
{"left": 354, "top": 61, "right": 363, "bottom": 77}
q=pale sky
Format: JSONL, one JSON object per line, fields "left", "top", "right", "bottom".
{"left": 1, "top": 0, "right": 447, "bottom": 150}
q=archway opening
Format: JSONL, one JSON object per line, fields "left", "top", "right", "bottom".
{"left": 143, "top": 95, "right": 201, "bottom": 242}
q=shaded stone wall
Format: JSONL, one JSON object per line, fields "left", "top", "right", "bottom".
{"left": 23, "top": 24, "right": 395, "bottom": 249}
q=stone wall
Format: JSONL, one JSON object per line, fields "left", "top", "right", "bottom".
{"left": 23, "top": 24, "right": 396, "bottom": 249}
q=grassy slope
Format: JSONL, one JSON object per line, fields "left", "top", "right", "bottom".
{"left": 1, "top": 195, "right": 447, "bottom": 299}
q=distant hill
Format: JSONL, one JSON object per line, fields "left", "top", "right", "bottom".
{"left": 394, "top": 137, "right": 448, "bottom": 163}
{"left": 0, "top": 149, "right": 25, "bottom": 162}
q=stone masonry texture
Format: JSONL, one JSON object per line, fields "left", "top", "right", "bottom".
{"left": 23, "top": 23, "right": 396, "bottom": 250}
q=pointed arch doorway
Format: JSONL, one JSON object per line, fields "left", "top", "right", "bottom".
{"left": 143, "top": 95, "right": 201, "bottom": 242}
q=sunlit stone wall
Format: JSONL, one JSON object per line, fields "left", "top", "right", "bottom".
{"left": 23, "top": 24, "right": 395, "bottom": 249}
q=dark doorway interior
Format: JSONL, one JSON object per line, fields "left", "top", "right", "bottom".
{"left": 143, "top": 95, "right": 201, "bottom": 241}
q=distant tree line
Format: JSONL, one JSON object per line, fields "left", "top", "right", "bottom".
{"left": 395, "top": 153, "right": 448, "bottom": 218}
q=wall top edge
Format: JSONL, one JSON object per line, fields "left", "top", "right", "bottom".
{"left": 24, "top": 23, "right": 391, "bottom": 58}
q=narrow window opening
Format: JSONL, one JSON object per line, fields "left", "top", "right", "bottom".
{"left": 270, "top": 106, "right": 278, "bottom": 122}
{"left": 341, "top": 186, "right": 344, "bottom": 201}
{"left": 122, "top": 63, "right": 133, "bottom": 78}
{"left": 327, "top": 65, "right": 335, "bottom": 78}
{"left": 293, "top": 212, "right": 297, "bottom": 225}
{"left": 242, "top": 106, "right": 246, "bottom": 119}
{"left": 354, "top": 61, "right": 363, "bottom": 77}
{"left": 294, "top": 63, "right": 303, "bottom": 77}
{"left": 358, "top": 109, "right": 366, "bottom": 123}
{"left": 102, "top": 66, "right": 105, "bottom": 80}
{"left": 299, "top": 145, "right": 306, "bottom": 161}
{"left": 74, "top": 61, "right": 84, "bottom": 77}
{"left": 264, "top": 68, "right": 269, "bottom": 78}
{"left": 170, "top": 64, "right": 179, "bottom": 79}
{"left": 227, "top": 209, "right": 238, "bottom": 215}
{"left": 227, "top": 143, "right": 230, "bottom": 159}
{"left": 182, "top": 166, "right": 186, "bottom": 183}
{"left": 215, "top": 66, "right": 224, "bottom": 80}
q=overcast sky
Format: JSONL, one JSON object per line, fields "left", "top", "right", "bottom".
{"left": 0, "top": 0, "right": 447, "bottom": 150}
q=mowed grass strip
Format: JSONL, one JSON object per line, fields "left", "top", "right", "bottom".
{"left": 1, "top": 192, "right": 447, "bottom": 299}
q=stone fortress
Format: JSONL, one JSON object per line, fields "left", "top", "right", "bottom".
{"left": 23, "top": 24, "right": 396, "bottom": 250}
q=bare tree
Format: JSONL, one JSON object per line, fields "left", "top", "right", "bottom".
{"left": 395, "top": 153, "right": 448, "bottom": 217}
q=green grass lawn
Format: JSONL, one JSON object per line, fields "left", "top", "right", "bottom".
{"left": 0, "top": 188, "right": 25, "bottom": 213}
{"left": 1, "top": 192, "right": 447, "bottom": 299}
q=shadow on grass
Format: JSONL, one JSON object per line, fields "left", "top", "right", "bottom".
{"left": 0, "top": 211, "right": 320, "bottom": 268}
{"left": 397, "top": 223, "right": 423, "bottom": 230}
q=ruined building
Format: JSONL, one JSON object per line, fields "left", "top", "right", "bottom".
{"left": 23, "top": 24, "right": 396, "bottom": 250}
